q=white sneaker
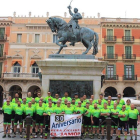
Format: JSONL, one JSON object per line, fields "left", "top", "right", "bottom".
{"left": 40, "top": 135, "right": 43, "bottom": 138}
{"left": 34, "top": 135, "right": 37, "bottom": 138}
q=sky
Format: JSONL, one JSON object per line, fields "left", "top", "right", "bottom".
{"left": 0, "top": 0, "right": 140, "bottom": 18}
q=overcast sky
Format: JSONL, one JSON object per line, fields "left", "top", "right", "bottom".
{"left": 0, "top": 0, "right": 140, "bottom": 18}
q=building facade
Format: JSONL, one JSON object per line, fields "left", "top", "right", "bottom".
{"left": 101, "top": 20, "right": 140, "bottom": 99}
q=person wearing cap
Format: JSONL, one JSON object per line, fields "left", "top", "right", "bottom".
{"left": 43, "top": 102, "right": 54, "bottom": 139}
{"left": 12, "top": 100, "right": 24, "bottom": 138}
{"left": 44, "top": 91, "right": 53, "bottom": 103}
{"left": 26, "top": 92, "right": 32, "bottom": 103}
{"left": 83, "top": 102, "right": 92, "bottom": 138}
{"left": 115, "top": 93, "right": 125, "bottom": 106}
{"left": 2, "top": 99, "right": 13, "bottom": 138}
{"left": 118, "top": 105, "right": 128, "bottom": 140}
{"left": 74, "top": 93, "right": 80, "bottom": 105}
{"left": 62, "top": 91, "right": 72, "bottom": 103}
{"left": 99, "top": 93, "right": 107, "bottom": 105}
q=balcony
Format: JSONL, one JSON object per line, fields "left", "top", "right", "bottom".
{"left": 122, "top": 54, "right": 136, "bottom": 61}
{"left": 104, "top": 36, "right": 117, "bottom": 43}
{"left": 0, "top": 34, "right": 7, "bottom": 42}
{"left": 0, "top": 52, "right": 6, "bottom": 61}
{"left": 123, "top": 75, "right": 137, "bottom": 81}
{"left": 105, "top": 75, "right": 119, "bottom": 80}
{"left": 104, "top": 54, "right": 118, "bottom": 60}
{"left": 122, "top": 36, "right": 134, "bottom": 43}
{"left": 3, "top": 73, "right": 39, "bottom": 81}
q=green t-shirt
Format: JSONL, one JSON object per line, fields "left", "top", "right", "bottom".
{"left": 84, "top": 108, "right": 91, "bottom": 117}
{"left": 97, "top": 104, "right": 103, "bottom": 109}
{"left": 101, "top": 108, "right": 110, "bottom": 118}
{"left": 119, "top": 110, "right": 128, "bottom": 121}
{"left": 12, "top": 103, "right": 18, "bottom": 110}
{"left": 21, "top": 103, "right": 28, "bottom": 109}
{"left": 75, "top": 106, "right": 85, "bottom": 114}
{"left": 26, "top": 97, "right": 32, "bottom": 103}
{"left": 44, "top": 106, "right": 54, "bottom": 115}
{"left": 75, "top": 98, "right": 80, "bottom": 105}
{"left": 91, "top": 109, "right": 100, "bottom": 118}
{"left": 116, "top": 104, "right": 122, "bottom": 111}
{"left": 53, "top": 106, "right": 63, "bottom": 114}
{"left": 92, "top": 100, "right": 98, "bottom": 104}
{"left": 36, "top": 106, "right": 44, "bottom": 116}
{"left": 62, "top": 97, "right": 72, "bottom": 102}
{"left": 126, "top": 105, "right": 131, "bottom": 111}
{"left": 53, "top": 98, "right": 59, "bottom": 103}
{"left": 35, "top": 97, "right": 42, "bottom": 103}
{"left": 128, "top": 109, "right": 139, "bottom": 119}
{"left": 2, "top": 104, "right": 13, "bottom": 115}
{"left": 44, "top": 96, "right": 53, "bottom": 103}
{"left": 115, "top": 99, "right": 125, "bottom": 106}
{"left": 111, "top": 108, "right": 119, "bottom": 118}
{"left": 101, "top": 99, "right": 107, "bottom": 105}
{"left": 24, "top": 107, "right": 34, "bottom": 116}
{"left": 14, "top": 106, "right": 24, "bottom": 115}
{"left": 12, "top": 98, "right": 22, "bottom": 103}
{"left": 107, "top": 105, "right": 113, "bottom": 110}
{"left": 63, "top": 106, "right": 74, "bottom": 114}
{"left": 89, "top": 105, "right": 94, "bottom": 110}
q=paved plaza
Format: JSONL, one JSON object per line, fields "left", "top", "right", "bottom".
{"left": 0, "top": 114, "right": 140, "bottom": 140}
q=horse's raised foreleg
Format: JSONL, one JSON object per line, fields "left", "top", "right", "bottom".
{"left": 82, "top": 39, "right": 92, "bottom": 54}
{"left": 56, "top": 37, "right": 67, "bottom": 54}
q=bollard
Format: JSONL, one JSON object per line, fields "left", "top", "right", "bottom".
{"left": 26, "top": 115, "right": 32, "bottom": 140}
{"left": 106, "top": 117, "right": 112, "bottom": 140}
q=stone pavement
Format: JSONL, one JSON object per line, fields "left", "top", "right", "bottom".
{"left": 0, "top": 114, "right": 140, "bottom": 140}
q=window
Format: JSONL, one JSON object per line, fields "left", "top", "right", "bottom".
{"left": 107, "top": 46, "right": 114, "bottom": 59}
{"left": 13, "top": 62, "right": 21, "bottom": 77}
{"left": 35, "top": 34, "right": 40, "bottom": 43}
{"left": 31, "top": 62, "right": 39, "bottom": 77}
{"left": 125, "top": 46, "right": 131, "bottom": 59}
{"left": 17, "top": 34, "right": 22, "bottom": 43}
{"left": 106, "top": 65, "right": 116, "bottom": 79}
{"left": 0, "top": 28, "right": 5, "bottom": 39}
{"left": 53, "top": 34, "right": 58, "bottom": 43}
{"left": 107, "top": 29, "right": 113, "bottom": 41}
{"left": 0, "top": 44, "right": 4, "bottom": 57}
{"left": 124, "top": 65, "right": 134, "bottom": 79}
{"left": 125, "top": 30, "right": 130, "bottom": 41}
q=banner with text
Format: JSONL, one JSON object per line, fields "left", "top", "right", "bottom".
{"left": 50, "top": 114, "right": 82, "bottom": 137}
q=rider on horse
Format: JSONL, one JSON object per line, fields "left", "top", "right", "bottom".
{"left": 67, "top": 5, "right": 82, "bottom": 46}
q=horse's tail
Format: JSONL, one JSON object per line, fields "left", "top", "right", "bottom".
{"left": 93, "top": 32, "right": 99, "bottom": 55}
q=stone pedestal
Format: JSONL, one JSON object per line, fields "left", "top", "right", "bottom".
{"left": 37, "top": 58, "right": 107, "bottom": 99}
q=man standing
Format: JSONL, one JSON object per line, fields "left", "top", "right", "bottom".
{"left": 99, "top": 93, "right": 107, "bottom": 105}
{"left": 74, "top": 93, "right": 80, "bottom": 105}
{"left": 12, "top": 101, "right": 24, "bottom": 138}
{"left": 35, "top": 92, "right": 42, "bottom": 103}
{"left": 115, "top": 93, "right": 125, "bottom": 106}
{"left": 63, "top": 102, "right": 74, "bottom": 115}
{"left": 53, "top": 94, "right": 59, "bottom": 104}
{"left": 12, "top": 93, "right": 22, "bottom": 103}
{"left": 128, "top": 104, "right": 140, "bottom": 140}
{"left": 26, "top": 92, "right": 32, "bottom": 103}
{"left": 62, "top": 92, "right": 72, "bottom": 103}
{"left": 44, "top": 92, "right": 53, "bottom": 103}
{"left": 34, "top": 100, "right": 44, "bottom": 138}
{"left": 118, "top": 105, "right": 128, "bottom": 140}
{"left": 2, "top": 99, "right": 13, "bottom": 138}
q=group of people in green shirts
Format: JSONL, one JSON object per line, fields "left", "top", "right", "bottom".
{"left": 2, "top": 91, "right": 140, "bottom": 140}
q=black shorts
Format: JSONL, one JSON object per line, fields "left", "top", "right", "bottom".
{"left": 93, "top": 117, "right": 99, "bottom": 127}
{"left": 129, "top": 118, "right": 137, "bottom": 129}
{"left": 45, "top": 115, "right": 50, "bottom": 126}
{"left": 118, "top": 120, "right": 128, "bottom": 131}
{"left": 4, "top": 114, "right": 12, "bottom": 125}
{"left": 14, "top": 114, "right": 23, "bottom": 125}
{"left": 111, "top": 117, "right": 118, "bottom": 127}
{"left": 36, "top": 114, "right": 44, "bottom": 125}
{"left": 101, "top": 117, "right": 106, "bottom": 127}
{"left": 83, "top": 116, "right": 91, "bottom": 126}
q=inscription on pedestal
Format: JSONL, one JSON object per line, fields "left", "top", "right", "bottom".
{"left": 49, "top": 80, "right": 93, "bottom": 98}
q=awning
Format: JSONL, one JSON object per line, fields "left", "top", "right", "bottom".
{"left": 12, "top": 59, "right": 22, "bottom": 66}
{"left": 30, "top": 60, "right": 35, "bottom": 66}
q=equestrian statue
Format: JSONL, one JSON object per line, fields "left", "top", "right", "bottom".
{"left": 46, "top": 5, "right": 99, "bottom": 55}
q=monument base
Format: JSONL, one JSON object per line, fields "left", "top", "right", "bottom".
{"left": 37, "top": 58, "right": 107, "bottom": 99}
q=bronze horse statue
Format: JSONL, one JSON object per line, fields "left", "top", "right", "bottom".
{"left": 46, "top": 17, "right": 98, "bottom": 55}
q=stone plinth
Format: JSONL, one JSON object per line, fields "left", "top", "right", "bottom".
{"left": 37, "top": 58, "right": 107, "bottom": 99}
